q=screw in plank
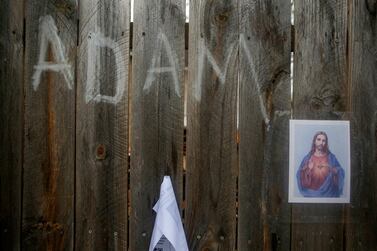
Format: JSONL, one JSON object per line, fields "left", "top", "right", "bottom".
{"left": 196, "top": 235, "right": 202, "bottom": 240}
{"left": 142, "top": 232, "right": 147, "bottom": 237}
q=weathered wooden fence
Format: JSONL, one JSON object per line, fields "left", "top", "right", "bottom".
{"left": 1, "top": 0, "right": 376, "bottom": 250}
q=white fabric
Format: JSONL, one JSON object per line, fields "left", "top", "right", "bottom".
{"left": 149, "top": 176, "right": 189, "bottom": 251}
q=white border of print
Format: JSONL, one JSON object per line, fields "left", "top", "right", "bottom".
{"left": 288, "top": 120, "right": 351, "bottom": 203}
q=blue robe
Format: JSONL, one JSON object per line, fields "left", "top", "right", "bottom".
{"left": 296, "top": 152, "right": 345, "bottom": 197}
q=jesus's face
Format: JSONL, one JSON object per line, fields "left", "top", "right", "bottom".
{"left": 315, "top": 134, "right": 327, "bottom": 152}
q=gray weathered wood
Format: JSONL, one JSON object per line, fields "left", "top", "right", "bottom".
{"left": 292, "top": 0, "right": 348, "bottom": 250}
{"left": 0, "top": 0, "right": 24, "bottom": 250}
{"left": 345, "top": 0, "right": 377, "bottom": 249}
{"left": 22, "top": 1, "right": 77, "bottom": 250}
{"left": 129, "top": 0, "right": 185, "bottom": 249}
{"left": 76, "top": 0, "right": 130, "bottom": 250}
{"left": 185, "top": 1, "right": 238, "bottom": 250}
{"left": 238, "top": 0, "right": 291, "bottom": 250}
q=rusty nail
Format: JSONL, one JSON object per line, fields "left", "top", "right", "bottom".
{"left": 96, "top": 144, "right": 106, "bottom": 160}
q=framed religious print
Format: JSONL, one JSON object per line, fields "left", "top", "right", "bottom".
{"left": 289, "top": 120, "right": 350, "bottom": 203}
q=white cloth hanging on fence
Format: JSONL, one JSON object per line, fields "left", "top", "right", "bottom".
{"left": 149, "top": 176, "right": 189, "bottom": 251}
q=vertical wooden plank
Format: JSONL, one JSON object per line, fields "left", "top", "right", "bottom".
{"left": 76, "top": 0, "right": 129, "bottom": 250}
{"left": 345, "top": 0, "right": 377, "bottom": 249}
{"left": 130, "top": 0, "right": 185, "bottom": 249}
{"left": 185, "top": 1, "right": 238, "bottom": 250}
{"left": 22, "top": 0, "right": 77, "bottom": 250}
{"left": 292, "top": 0, "right": 348, "bottom": 250}
{"left": 0, "top": 0, "right": 24, "bottom": 250}
{"left": 238, "top": 0, "right": 291, "bottom": 250}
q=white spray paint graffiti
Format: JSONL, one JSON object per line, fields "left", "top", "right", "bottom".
{"left": 32, "top": 15, "right": 73, "bottom": 91}
{"left": 30, "top": 14, "right": 275, "bottom": 117}
{"left": 86, "top": 30, "right": 126, "bottom": 104}
{"left": 239, "top": 33, "right": 270, "bottom": 125}
{"left": 194, "top": 38, "right": 237, "bottom": 101}
{"left": 143, "top": 31, "right": 180, "bottom": 97}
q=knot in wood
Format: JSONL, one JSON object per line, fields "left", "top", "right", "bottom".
{"left": 32, "top": 221, "right": 63, "bottom": 233}
{"left": 311, "top": 98, "right": 322, "bottom": 111}
{"left": 96, "top": 144, "right": 106, "bottom": 160}
{"left": 215, "top": 13, "right": 229, "bottom": 24}
{"left": 55, "top": 2, "right": 76, "bottom": 18}
{"left": 310, "top": 87, "right": 340, "bottom": 111}
{"left": 211, "top": 3, "right": 233, "bottom": 27}
{"left": 366, "top": 0, "right": 377, "bottom": 15}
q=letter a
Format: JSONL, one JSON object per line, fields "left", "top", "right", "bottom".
{"left": 143, "top": 32, "right": 180, "bottom": 97}
{"left": 32, "top": 15, "right": 73, "bottom": 91}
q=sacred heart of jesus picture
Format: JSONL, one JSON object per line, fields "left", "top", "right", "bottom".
{"left": 289, "top": 120, "right": 350, "bottom": 203}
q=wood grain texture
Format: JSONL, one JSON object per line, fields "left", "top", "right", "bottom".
{"left": 76, "top": 0, "right": 129, "bottom": 250}
{"left": 185, "top": 1, "right": 238, "bottom": 250}
{"left": 0, "top": 0, "right": 24, "bottom": 250}
{"left": 292, "top": 0, "right": 348, "bottom": 250}
{"left": 238, "top": 1, "right": 291, "bottom": 250}
{"left": 345, "top": 0, "right": 377, "bottom": 249}
{"left": 22, "top": 1, "right": 77, "bottom": 250}
{"left": 129, "top": 0, "right": 185, "bottom": 249}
